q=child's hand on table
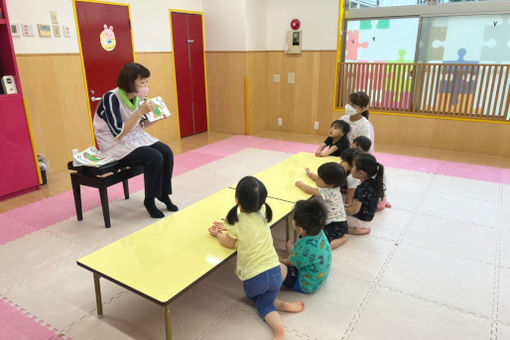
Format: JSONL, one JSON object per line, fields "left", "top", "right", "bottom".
{"left": 208, "top": 221, "right": 227, "bottom": 236}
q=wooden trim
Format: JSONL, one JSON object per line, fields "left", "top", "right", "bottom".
{"left": 204, "top": 50, "right": 337, "bottom": 53}
{"left": 370, "top": 110, "right": 510, "bottom": 125}
{"left": 15, "top": 53, "right": 82, "bottom": 57}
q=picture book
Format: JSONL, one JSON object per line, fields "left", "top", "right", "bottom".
{"left": 73, "top": 147, "right": 115, "bottom": 167}
{"left": 144, "top": 96, "right": 171, "bottom": 122}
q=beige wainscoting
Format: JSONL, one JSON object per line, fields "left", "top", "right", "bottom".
{"left": 371, "top": 113, "right": 510, "bottom": 157}
{"left": 205, "top": 51, "right": 247, "bottom": 135}
{"left": 16, "top": 52, "right": 180, "bottom": 172}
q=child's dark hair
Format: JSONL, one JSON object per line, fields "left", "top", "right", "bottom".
{"left": 117, "top": 62, "right": 150, "bottom": 93}
{"left": 293, "top": 199, "right": 327, "bottom": 236}
{"left": 353, "top": 136, "right": 372, "bottom": 152}
{"left": 317, "top": 162, "right": 346, "bottom": 187}
{"left": 331, "top": 120, "right": 351, "bottom": 135}
{"left": 226, "top": 176, "right": 272, "bottom": 225}
{"left": 341, "top": 147, "right": 362, "bottom": 166}
{"left": 354, "top": 153, "right": 385, "bottom": 200}
{"left": 348, "top": 91, "right": 370, "bottom": 119}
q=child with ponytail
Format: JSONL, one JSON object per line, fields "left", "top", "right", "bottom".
{"left": 209, "top": 176, "right": 304, "bottom": 340}
{"left": 345, "top": 154, "right": 385, "bottom": 235}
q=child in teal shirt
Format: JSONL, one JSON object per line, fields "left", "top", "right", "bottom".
{"left": 281, "top": 199, "right": 332, "bottom": 293}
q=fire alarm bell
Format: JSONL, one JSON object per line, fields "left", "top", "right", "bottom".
{"left": 291, "top": 19, "right": 300, "bottom": 30}
{"left": 1, "top": 75, "right": 18, "bottom": 94}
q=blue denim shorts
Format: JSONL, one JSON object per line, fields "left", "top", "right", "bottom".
{"left": 243, "top": 266, "right": 282, "bottom": 319}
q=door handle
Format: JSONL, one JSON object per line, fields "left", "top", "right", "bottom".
{"left": 90, "top": 96, "right": 102, "bottom": 102}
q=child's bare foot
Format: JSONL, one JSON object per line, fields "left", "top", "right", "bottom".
{"left": 272, "top": 327, "right": 284, "bottom": 340}
{"left": 275, "top": 300, "right": 305, "bottom": 313}
{"left": 348, "top": 227, "right": 371, "bottom": 235}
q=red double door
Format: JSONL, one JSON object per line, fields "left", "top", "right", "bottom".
{"left": 171, "top": 12, "right": 208, "bottom": 137}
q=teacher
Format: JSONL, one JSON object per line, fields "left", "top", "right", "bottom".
{"left": 93, "top": 62, "right": 178, "bottom": 218}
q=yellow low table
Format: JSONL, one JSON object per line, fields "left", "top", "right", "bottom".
{"left": 232, "top": 152, "right": 339, "bottom": 203}
{"left": 77, "top": 188, "right": 294, "bottom": 340}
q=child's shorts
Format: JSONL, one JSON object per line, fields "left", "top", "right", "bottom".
{"left": 243, "top": 266, "right": 282, "bottom": 319}
{"left": 323, "top": 221, "right": 348, "bottom": 242}
{"left": 347, "top": 215, "right": 371, "bottom": 229}
{"left": 282, "top": 264, "right": 305, "bottom": 293}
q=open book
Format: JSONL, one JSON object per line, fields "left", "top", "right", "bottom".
{"left": 144, "top": 96, "right": 171, "bottom": 122}
{"left": 73, "top": 147, "right": 115, "bottom": 167}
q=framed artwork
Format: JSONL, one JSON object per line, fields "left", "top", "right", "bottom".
{"left": 10, "top": 23, "right": 20, "bottom": 37}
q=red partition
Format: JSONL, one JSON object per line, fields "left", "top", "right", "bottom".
{"left": 171, "top": 12, "right": 207, "bottom": 137}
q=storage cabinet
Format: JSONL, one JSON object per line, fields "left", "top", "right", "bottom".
{"left": 0, "top": 0, "right": 40, "bottom": 200}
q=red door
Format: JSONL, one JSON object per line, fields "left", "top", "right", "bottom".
{"left": 74, "top": 1, "right": 134, "bottom": 127}
{"left": 171, "top": 12, "right": 208, "bottom": 137}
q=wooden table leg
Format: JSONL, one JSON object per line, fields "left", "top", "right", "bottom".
{"left": 93, "top": 273, "right": 103, "bottom": 317}
{"left": 164, "top": 305, "right": 172, "bottom": 340}
{"left": 286, "top": 216, "right": 290, "bottom": 243}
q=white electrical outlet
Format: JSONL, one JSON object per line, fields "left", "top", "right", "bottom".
{"left": 277, "top": 118, "right": 283, "bottom": 126}
{"left": 314, "top": 121, "right": 319, "bottom": 130}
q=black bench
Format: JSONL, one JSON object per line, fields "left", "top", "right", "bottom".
{"left": 67, "top": 161, "right": 144, "bottom": 228}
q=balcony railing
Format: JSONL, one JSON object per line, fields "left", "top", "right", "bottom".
{"left": 336, "top": 62, "right": 510, "bottom": 121}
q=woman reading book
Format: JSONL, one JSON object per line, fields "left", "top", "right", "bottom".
{"left": 93, "top": 62, "right": 178, "bottom": 218}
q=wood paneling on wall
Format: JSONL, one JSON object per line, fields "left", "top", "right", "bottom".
{"left": 16, "top": 54, "right": 93, "bottom": 173}
{"left": 135, "top": 52, "right": 180, "bottom": 143}
{"left": 371, "top": 114, "right": 510, "bottom": 157}
{"left": 205, "top": 52, "right": 246, "bottom": 135}
{"left": 246, "top": 52, "right": 268, "bottom": 134}
{"left": 16, "top": 52, "right": 180, "bottom": 172}
{"left": 265, "top": 51, "right": 338, "bottom": 134}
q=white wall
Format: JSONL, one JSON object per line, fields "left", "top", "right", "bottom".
{"left": 245, "top": 0, "right": 267, "bottom": 51}
{"left": 6, "top": 0, "right": 203, "bottom": 54}
{"left": 202, "top": 0, "right": 247, "bottom": 51}
{"left": 6, "top": 0, "right": 340, "bottom": 53}
{"left": 266, "top": 0, "right": 339, "bottom": 50}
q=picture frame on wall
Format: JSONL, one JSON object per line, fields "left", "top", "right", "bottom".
{"left": 37, "top": 24, "right": 52, "bottom": 37}
{"left": 10, "top": 23, "right": 21, "bottom": 37}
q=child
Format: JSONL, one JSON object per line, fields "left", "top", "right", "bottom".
{"left": 352, "top": 136, "right": 372, "bottom": 153}
{"left": 339, "top": 91, "right": 374, "bottom": 153}
{"left": 208, "top": 176, "right": 304, "bottom": 340}
{"left": 295, "top": 162, "right": 348, "bottom": 249}
{"left": 281, "top": 199, "right": 332, "bottom": 294}
{"left": 340, "top": 147, "right": 362, "bottom": 207}
{"left": 352, "top": 137, "right": 391, "bottom": 211}
{"left": 315, "top": 120, "right": 351, "bottom": 157}
{"left": 345, "top": 153, "right": 385, "bottom": 235}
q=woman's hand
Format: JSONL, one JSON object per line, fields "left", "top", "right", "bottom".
{"left": 138, "top": 100, "right": 155, "bottom": 116}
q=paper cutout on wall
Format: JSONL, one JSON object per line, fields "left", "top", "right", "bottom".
{"left": 100, "top": 24, "right": 116, "bottom": 51}
{"left": 346, "top": 30, "right": 369, "bottom": 60}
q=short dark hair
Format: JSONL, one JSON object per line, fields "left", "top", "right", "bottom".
{"left": 116, "top": 62, "right": 150, "bottom": 93}
{"left": 341, "top": 147, "right": 362, "bottom": 166}
{"left": 330, "top": 120, "right": 351, "bottom": 135}
{"left": 317, "top": 162, "right": 346, "bottom": 187}
{"left": 348, "top": 91, "right": 370, "bottom": 119}
{"left": 293, "top": 199, "right": 327, "bottom": 236}
{"left": 353, "top": 136, "right": 372, "bottom": 152}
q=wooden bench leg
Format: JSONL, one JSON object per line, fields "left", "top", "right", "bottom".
{"left": 164, "top": 305, "right": 172, "bottom": 340}
{"left": 70, "top": 174, "right": 83, "bottom": 221}
{"left": 94, "top": 273, "right": 103, "bottom": 317}
{"left": 99, "top": 187, "right": 111, "bottom": 228}
{"left": 122, "top": 179, "right": 130, "bottom": 199}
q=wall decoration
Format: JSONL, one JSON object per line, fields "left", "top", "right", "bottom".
{"left": 37, "top": 24, "right": 52, "bottom": 37}
{"left": 100, "top": 24, "right": 116, "bottom": 51}
{"left": 10, "top": 23, "right": 20, "bottom": 37}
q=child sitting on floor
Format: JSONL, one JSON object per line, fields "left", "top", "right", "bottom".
{"left": 340, "top": 147, "right": 362, "bottom": 207}
{"left": 352, "top": 136, "right": 372, "bottom": 153}
{"left": 295, "top": 162, "right": 348, "bottom": 249}
{"left": 208, "top": 176, "right": 304, "bottom": 340}
{"left": 315, "top": 120, "right": 351, "bottom": 157}
{"left": 345, "top": 154, "right": 385, "bottom": 235}
{"left": 352, "top": 137, "right": 391, "bottom": 211}
{"left": 281, "top": 199, "right": 332, "bottom": 294}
